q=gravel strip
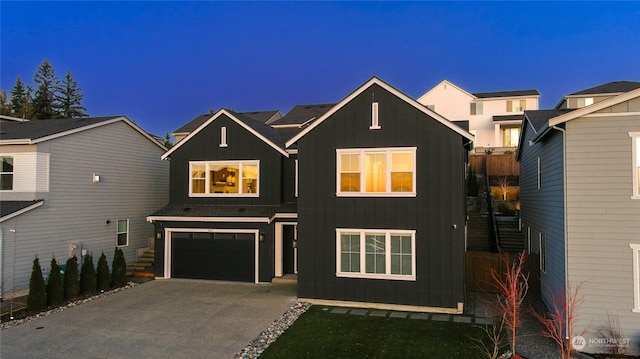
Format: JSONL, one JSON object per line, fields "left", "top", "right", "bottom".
{"left": 0, "top": 281, "right": 139, "bottom": 331}
{"left": 235, "top": 301, "right": 311, "bottom": 359}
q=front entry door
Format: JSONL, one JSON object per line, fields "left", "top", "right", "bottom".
{"left": 283, "top": 225, "right": 297, "bottom": 274}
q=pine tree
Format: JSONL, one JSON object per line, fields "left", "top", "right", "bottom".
{"left": 64, "top": 255, "right": 79, "bottom": 301}
{"left": 9, "top": 76, "right": 31, "bottom": 118}
{"left": 0, "top": 90, "right": 11, "bottom": 115}
{"left": 80, "top": 253, "right": 97, "bottom": 296}
{"left": 27, "top": 256, "right": 47, "bottom": 312}
{"left": 32, "top": 59, "right": 59, "bottom": 119}
{"left": 46, "top": 257, "right": 64, "bottom": 306}
{"left": 96, "top": 252, "right": 110, "bottom": 292}
{"left": 56, "top": 70, "right": 88, "bottom": 118}
{"left": 111, "top": 247, "right": 127, "bottom": 288}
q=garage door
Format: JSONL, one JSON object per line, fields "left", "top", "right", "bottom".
{"left": 171, "top": 232, "right": 255, "bottom": 282}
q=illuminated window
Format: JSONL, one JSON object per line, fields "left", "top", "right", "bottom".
{"left": 502, "top": 127, "right": 520, "bottom": 147}
{"left": 189, "top": 161, "right": 259, "bottom": 196}
{"left": 507, "top": 100, "right": 526, "bottom": 112}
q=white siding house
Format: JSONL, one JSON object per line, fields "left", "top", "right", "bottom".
{"left": 0, "top": 117, "right": 169, "bottom": 298}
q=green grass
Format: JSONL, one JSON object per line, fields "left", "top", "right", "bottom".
{"left": 260, "top": 306, "right": 490, "bottom": 359}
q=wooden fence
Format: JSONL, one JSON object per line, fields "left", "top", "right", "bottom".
{"left": 469, "top": 154, "right": 519, "bottom": 176}
{"left": 465, "top": 251, "right": 539, "bottom": 294}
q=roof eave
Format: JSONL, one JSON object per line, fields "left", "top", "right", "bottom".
{"left": 549, "top": 87, "right": 640, "bottom": 127}
{"left": 0, "top": 200, "right": 44, "bottom": 223}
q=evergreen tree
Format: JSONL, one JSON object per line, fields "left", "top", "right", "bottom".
{"left": 0, "top": 90, "right": 11, "bottom": 115}
{"left": 80, "top": 253, "right": 97, "bottom": 296}
{"left": 96, "top": 252, "right": 110, "bottom": 292}
{"left": 64, "top": 255, "right": 79, "bottom": 301}
{"left": 46, "top": 257, "right": 64, "bottom": 307}
{"left": 32, "top": 59, "right": 59, "bottom": 119}
{"left": 56, "top": 70, "right": 88, "bottom": 118}
{"left": 9, "top": 76, "right": 30, "bottom": 118}
{"left": 27, "top": 256, "right": 47, "bottom": 312}
{"left": 111, "top": 247, "right": 127, "bottom": 288}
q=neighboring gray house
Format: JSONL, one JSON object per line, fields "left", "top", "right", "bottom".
{"left": 0, "top": 116, "right": 169, "bottom": 299}
{"left": 518, "top": 82, "right": 640, "bottom": 355}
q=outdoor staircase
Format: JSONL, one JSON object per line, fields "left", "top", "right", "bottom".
{"left": 126, "top": 248, "right": 155, "bottom": 278}
{"left": 467, "top": 214, "right": 492, "bottom": 252}
{"left": 496, "top": 217, "right": 524, "bottom": 253}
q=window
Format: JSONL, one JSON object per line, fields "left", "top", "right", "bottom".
{"left": 631, "top": 244, "right": 640, "bottom": 312}
{"left": 189, "top": 160, "right": 259, "bottom": 196}
{"left": 370, "top": 102, "right": 380, "bottom": 129}
{"left": 295, "top": 159, "right": 299, "bottom": 198}
{"left": 507, "top": 100, "right": 526, "bottom": 112}
{"left": 577, "top": 97, "right": 594, "bottom": 108}
{"left": 470, "top": 102, "right": 483, "bottom": 115}
{"left": 220, "top": 127, "right": 228, "bottom": 147}
{"left": 631, "top": 133, "right": 640, "bottom": 199}
{"left": 502, "top": 127, "right": 520, "bottom": 147}
{"left": 0, "top": 156, "right": 14, "bottom": 191}
{"left": 539, "top": 233, "right": 546, "bottom": 272}
{"left": 537, "top": 157, "right": 542, "bottom": 189}
{"left": 336, "top": 229, "right": 416, "bottom": 280}
{"left": 527, "top": 226, "right": 531, "bottom": 254}
{"left": 117, "top": 219, "right": 129, "bottom": 246}
{"left": 337, "top": 148, "right": 416, "bottom": 196}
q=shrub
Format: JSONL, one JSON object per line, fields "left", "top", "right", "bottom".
{"left": 96, "top": 252, "right": 110, "bottom": 292}
{"left": 46, "top": 256, "right": 64, "bottom": 306}
{"left": 64, "top": 255, "right": 79, "bottom": 301}
{"left": 111, "top": 247, "right": 127, "bottom": 288}
{"left": 27, "top": 256, "right": 47, "bottom": 312}
{"left": 80, "top": 253, "right": 97, "bottom": 296}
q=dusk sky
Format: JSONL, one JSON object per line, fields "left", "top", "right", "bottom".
{"left": 2, "top": 1, "right": 639, "bottom": 138}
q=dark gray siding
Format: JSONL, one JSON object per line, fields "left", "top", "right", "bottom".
{"left": 281, "top": 155, "right": 297, "bottom": 204}
{"left": 297, "top": 84, "right": 467, "bottom": 309}
{"left": 168, "top": 114, "right": 283, "bottom": 206}
{"left": 519, "top": 121, "right": 565, "bottom": 306}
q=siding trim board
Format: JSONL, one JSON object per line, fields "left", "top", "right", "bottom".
{"left": 631, "top": 243, "right": 640, "bottom": 313}
{"left": 148, "top": 216, "right": 271, "bottom": 223}
{"left": 0, "top": 200, "right": 44, "bottom": 222}
{"left": 549, "top": 88, "right": 640, "bottom": 126}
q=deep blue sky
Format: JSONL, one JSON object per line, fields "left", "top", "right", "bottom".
{"left": 2, "top": 1, "right": 639, "bottom": 137}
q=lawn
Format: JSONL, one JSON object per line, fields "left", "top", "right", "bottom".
{"left": 260, "top": 306, "right": 491, "bottom": 359}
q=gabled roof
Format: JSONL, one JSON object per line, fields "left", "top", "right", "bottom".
{"left": 0, "top": 116, "right": 166, "bottom": 150}
{"left": 0, "top": 200, "right": 44, "bottom": 222}
{"left": 473, "top": 89, "right": 540, "bottom": 99}
{"left": 286, "top": 77, "right": 474, "bottom": 148}
{"left": 172, "top": 114, "right": 211, "bottom": 135}
{"left": 162, "top": 109, "right": 289, "bottom": 160}
{"left": 417, "top": 80, "right": 474, "bottom": 103}
{"left": 549, "top": 87, "right": 640, "bottom": 127}
{"left": 270, "top": 104, "right": 334, "bottom": 127}
{"left": 173, "top": 110, "right": 282, "bottom": 135}
{"left": 0, "top": 115, "right": 29, "bottom": 123}
{"left": 567, "top": 81, "right": 640, "bottom": 96}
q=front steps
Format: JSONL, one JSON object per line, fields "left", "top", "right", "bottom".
{"left": 126, "top": 248, "right": 155, "bottom": 278}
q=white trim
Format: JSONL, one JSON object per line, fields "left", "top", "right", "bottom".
{"left": 369, "top": 102, "right": 380, "bottom": 130}
{"left": 147, "top": 216, "right": 271, "bottom": 223}
{"left": 274, "top": 222, "right": 298, "bottom": 278}
{"left": 584, "top": 111, "right": 640, "bottom": 118}
{"left": 549, "top": 87, "right": 640, "bottom": 126}
{"left": 162, "top": 109, "right": 288, "bottom": 159}
{"left": 630, "top": 132, "right": 640, "bottom": 199}
{"left": 537, "top": 156, "right": 542, "bottom": 190}
{"left": 631, "top": 244, "right": 640, "bottom": 313}
{"left": 189, "top": 160, "right": 260, "bottom": 197}
{"left": 0, "top": 200, "right": 44, "bottom": 223}
{"left": 294, "top": 159, "right": 299, "bottom": 197}
{"left": 539, "top": 233, "right": 546, "bottom": 273}
{"left": 299, "top": 297, "right": 463, "bottom": 314}
{"left": 335, "top": 228, "right": 416, "bottom": 281}
{"left": 116, "top": 219, "right": 129, "bottom": 247}
{"left": 219, "top": 126, "right": 228, "bottom": 147}
{"left": 164, "top": 227, "right": 259, "bottom": 283}
{"left": 527, "top": 226, "right": 531, "bottom": 254}
{"left": 270, "top": 212, "right": 297, "bottom": 223}
{"left": 286, "top": 77, "right": 474, "bottom": 148}
{"left": 336, "top": 147, "right": 417, "bottom": 197}
{"left": 417, "top": 79, "right": 476, "bottom": 103}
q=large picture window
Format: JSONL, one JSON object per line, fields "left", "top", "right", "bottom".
{"left": 337, "top": 148, "right": 416, "bottom": 196}
{"left": 0, "top": 156, "right": 14, "bottom": 191}
{"left": 189, "top": 160, "right": 259, "bottom": 196}
{"left": 336, "top": 229, "right": 416, "bottom": 281}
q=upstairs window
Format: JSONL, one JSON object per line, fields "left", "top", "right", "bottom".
{"left": 189, "top": 160, "right": 259, "bottom": 196}
{"left": 220, "top": 127, "right": 228, "bottom": 147}
{"left": 470, "top": 102, "right": 483, "bottom": 115}
{"left": 577, "top": 97, "right": 594, "bottom": 108}
{"left": 632, "top": 133, "right": 640, "bottom": 199}
{"left": 0, "top": 156, "right": 13, "bottom": 191}
{"left": 337, "top": 148, "right": 416, "bottom": 196}
{"left": 370, "top": 102, "right": 380, "bottom": 129}
{"left": 507, "top": 100, "right": 526, "bottom": 112}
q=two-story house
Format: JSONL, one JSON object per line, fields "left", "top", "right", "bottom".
{"left": 518, "top": 81, "right": 640, "bottom": 355}
{"left": 149, "top": 77, "right": 474, "bottom": 313}
{"left": 418, "top": 80, "right": 539, "bottom": 153}
{"left": 0, "top": 116, "right": 169, "bottom": 299}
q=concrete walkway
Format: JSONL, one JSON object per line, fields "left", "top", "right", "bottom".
{"left": 0, "top": 279, "right": 297, "bottom": 359}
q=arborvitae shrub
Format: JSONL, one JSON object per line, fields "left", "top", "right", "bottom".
{"left": 80, "top": 253, "right": 97, "bottom": 296}
{"left": 27, "top": 256, "right": 47, "bottom": 312}
{"left": 46, "top": 257, "right": 64, "bottom": 306}
{"left": 96, "top": 252, "right": 110, "bottom": 292}
{"left": 111, "top": 247, "right": 127, "bottom": 288}
{"left": 64, "top": 256, "right": 79, "bottom": 301}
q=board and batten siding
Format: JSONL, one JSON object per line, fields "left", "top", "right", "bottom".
{"left": 518, "top": 120, "right": 566, "bottom": 307}
{"left": 564, "top": 114, "right": 640, "bottom": 352}
{"left": 1, "top": 120, "right": 168, "bottom": 296}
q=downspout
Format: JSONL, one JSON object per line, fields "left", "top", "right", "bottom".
{"left": 551, "top": 124, "right": 569, "bottom": 337}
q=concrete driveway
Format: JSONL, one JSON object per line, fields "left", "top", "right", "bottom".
{"left": 0, "top": 279, "right": 297, "bottom": 359}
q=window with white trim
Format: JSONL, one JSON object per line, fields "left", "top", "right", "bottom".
{"left": 0, "top": 156, "right": 14, "bottom": 191}
{"left": 539, "top": 233, "right": 546, "bottom": 273}
{"left": 337, "top": 148, "right": 416, "bottom": 196}
{"left": 507, "top": 100, "right": 526, "bottom": 112}
{"left": 576, "top": 97, "right": 594, "bottom": 108}
{"left": 470, "top": 102, "right": 483, "bottom": 115}
{"left": 370, "top": 102, "right": 380, "bottom": 129}
{"left": 117, "top": 219, "right": 129, "bottom": 246}
{"left": 631, "top": 244, "right": 640, "bottom": 312}
{"left": 189, "top": 160, "right": 259, "bottom": 196}
{"left": 336, "top": 229, "right": 416, "bottom": 281}
{"left": 631, "top": 133, "right": 640, "bottom": 199}
{"left": 220, "top": 127, "right": 228, "bottom": 147}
